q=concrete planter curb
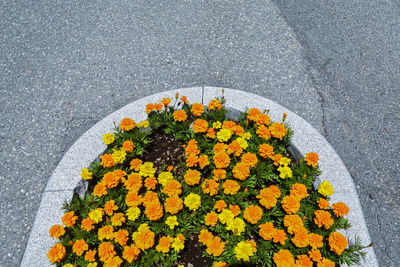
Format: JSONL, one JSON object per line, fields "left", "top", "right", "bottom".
{"left": 22, "top": 87, "right": 378, "bottom": 266}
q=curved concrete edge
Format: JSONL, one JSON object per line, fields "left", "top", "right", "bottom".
{"left": 22, "top": 87, "right": 378, "bottom": 266}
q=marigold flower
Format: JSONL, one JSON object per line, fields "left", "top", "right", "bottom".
{"left": 198, "top": 229, "right": 213, "bottom": 246}
{"left": 126, "top": 207, "right": 141, "bottom": 221}
{"left": 229, "top": 205, "right": 241, "bottom": 216}
{"left": 247, "top": 108, "right": 261, "bottom": 121}
{"left": 145, "top": 103, "right": 154, "bottom": 114}
{"left": 269, "top": 122, "right": 287, "bottom": 140}
{"left": 161, "top": 97, "right": 171, "bottom": 107}
{"left": 123, "top": 173, "right": 142, "bottom": 192}
{"left": 213, "top": 262, "right": 228, "bottom": 267}
{"left": 186, "top": 154, "right": 199, "bottom": 167}
{"left": 332, "top": 202, "right": 350, "bottom": 218}
{"left": 259, "top": 143, "right": 274, "bottom": 158}
{"left": 88, "top": 208, "right": 103, "bottom": 223}
{"left": 185, "top": 139, "right": 200, "bottom": 155}
{"left": 305, "top": 152, "right": 319, "bottom": 167}
{"left": 80, "top": 168, "right": 93, "bottom": 180}
{"left": 291, "top": 227, "right": 309, "bottom": 248}
{"left": 273, "top": 249, "right": 295, "bottom": 267}
{"left": 155, "top": 102, "right": 163, "bottom": 111}
{"left": 328, "top": 232, "right": 348, "bottom": 255}
{"left": 192, "top": 118, "right": 208, "bottom": 133}
{"left": 104, "top": 200, "right": 118, "bottom": 216}
{"left": 157, "top": 171, "right": 174, "bottom": 186}
{"left": 222, "top": 179, "right": 240, "bottom": 195}
{"left": 206, "top": 236, "right": 225, "bottom": 257}
{"left": 283, "top": 214, "right": 304, "bottom": 234}
{"left": 272, "top": 154, "right": 283, "bottom": 166}
{"left": 84, "top": 249, "right": 96, "bottom": 262}
{"left": 98, "top": 242, "right": 116, "bottom": 262}
{"left": 47, "top": 243, "right": 66, "bottom": 263}
{"left": 314, "top": 210, "right": 334, "bottom": 229}
{"left": 184, "top": 169, "right": 201, "bottom": 186}
{"left": 122, "top": 140, "right": 135, "bottom": 152}
{"left": 214, "top": 200, "right": 227, "bottom": 212}
{"left": 202, "top": 179, "right": 219, "bottom": 196}
{"left": 232, "top": 162, "right": 250, "bottom": 180}
{"left": 277, "top": 165, "right": 293, "bottom": 179}
{"left": 226, "top": 217, "right": 246, "bottom": 236}
{"left": 256, "top": 125, "right": 271, "bottom": 140}
{"left": 208, "top": 99, "right": 222, "bottom": 110}
{"left": 125, "top": 191, "right": 142, "bottom": 207}
{"left": 255, "top": 113, "right": 271, "bottom": 126}
{"left": 309, "top": 248, "right": 322, "bottom": 262}
{"left": 122, "top": 245, "right": 140, "bottom": 263}
{"left": 49, "top": 225, "right": 65, "bottom": 239}
{"left": 290, "top": 183, "right": 309, "bottom": 199}
{"left": 139, "top": 162, "right": 156, "bottom": 177}
{"left": 181, "top": 95, "right": 189, "bottom": 104}
{"left": 129, "top": 158, "right": 143, "bottom": 171}
{"left": 100, "top": 153, "right": 115, "bottom": 168}
{"left": 184, "top": 193, "right": 201, "bottom": 211}
{"left": 81, "top": 218, "right": 95, "bottom": 232}
{"left": 257, "top": 185, "right": 281, "bottom": 209}
{"left": 111, "top": 212, "right": 126, "bottom": 226}
{"left": 206, "top": 127, "right": 216, "bottom": 138}
{"left": 227, "top": 140, "right": 243, "bottom": 157}
{"left": 72, "top": 239, "right": 88, "bottom": 256}
{"left": 156, "top": 236, "right": 172, "bottom": 253}
{"left": 164, "top": 195, "right": 183, "bottom": 214}
{"left": 241, "top": 152, "right": 258, "bottom": 167}
{"left": 218, "top": 209, "right": 235, "bottom": 225}
{"left": 317, "top": 257, "right": 336, "bottom": 267}
{"left": 62, "top": 211, "right": 78, "bottom": 227}
{"left": 259, "top": 222, "right": 276, "bottom": 241}
{"left": 217, "top": 128, "right": 232, "bottom": 142}
{"left": 173, "top": 110, "right": 188, "bottom": 122}
{"left": 104, "top": 256, "right": 122, "bottom": 267}
{"left": 273, "top": 229, "right": 287, "bottom": 245}
{"left": 213, "top": 151, "right": 230, "bottom": 169}
{"left": 134, "top": 229, "right": 155, "bottom": 251}
{"left": 191, "top": 103, "right": 205, "bottom": 116}
{"left": 317, "top": 198, "right": 330, "bottom": 210}
{"left": 142, "top": 191, "right": 159, "bottom": 206}
{"left": 213, "top": 168, "right": 226, "bottom": 181}
{"left": 281, "top": 195, "right": 301, "bottom": 214}
{"left": 103, "top": 133, "right": 115, "bottom": 145}
{"left": 309, "top": 233, "right": 324, "bottom": 248}
{"left": 172, "top": 236, "right": 185, "bottom": 252}
{"left": 234, "top": 241, "right": 254, "bottom": 262}
{"left": 145, "top": 201, "right": 164, "bottom": 221}
{"left": 162, "top": 179, "right": 182, "bottom": 197}
{"left": 144, "top": 176, "right": 157, "bottom": 190}
{"left": 120, "top": 118, "right": 136, "bottom": 131}
{"left": 205, "top": 212, "right": 219, "bottom": 227}
{"left": 243, "top": 205, "right": 263, "bottom": 224}
{"left": 318, "top": 180, "right": 334, "bottom": 197}
{"left": 296, "top": 255, "right": 313, "bottom": 267}
{"left": 198, "top": 154, "right": 210, "bottom": 169}
{"left": 165, "top": 216, "right": 179, "bottom": 229}
{"left": 98, "top": 225, "right": 114, "bottom": 241}
{"left": 113, "top": 229, "right": 129, "bottom": 246}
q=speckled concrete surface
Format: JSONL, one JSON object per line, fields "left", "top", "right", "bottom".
{"left": 1, "top": 0, "right": 398, "bottom": 266}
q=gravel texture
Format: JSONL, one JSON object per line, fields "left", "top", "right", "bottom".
{"left": 1, "top": 0, "right": 398, "bottom": 266}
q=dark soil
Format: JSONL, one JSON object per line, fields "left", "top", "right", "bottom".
{"left": 176, "top": 234, "right": 214, "bottom": 267}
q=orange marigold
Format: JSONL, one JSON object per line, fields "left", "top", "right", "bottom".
{"left": 247, "top": 108, "right": 261, "bottom": 121}
{"left": 103, "top": 171, "right": 120, "bottom": 189}
{"left": 145, "top": 202, "right": 164, "bottom": 221}
{"left": 213, "top": 262, "right": 228, "bottom": 267}
{"left": 164, "top": 195, "right": 183, "bottom": 215}
{"left": 328, "top": 232, "right": 348, "bottom": 255}
{"left": 181, "top": 95, "right": 189, "bottom": 104}
{"left": 122, "top": 140, "right": 135, "bottom": 152}
{"left": 222, "top": 179, "right": 240, "bottom": 195}
{"left": 317, "top": 198, "right": 330, "bottom": 210}
{"left": 62, "top": 211, "right": 78, "bottom": 227}
{"left": 291, "top": 227, "right": 309, "bottom": 248}
{"left": 191, "top": 103, "right": 205, "bottom": 116}
{"left": 283, "top": 214, "right": 304, "bottom": 235}
{"left": 185, "top": 139, "right": 200, "bottom": 155}
{"left": 256, "top": 125, "right": 271, "bottom": 140}
{"left": 208, "top": 99, "right": 222, "bottom": 111}
{"left": 227, "top": 140, "right": 243, "bottom": 157}
{"left": 81, "top": 218, "right": 95, "bottom": 232}
{"left": 214, "top": 200, "right": 227, "bottom": 212}
{"left": 161, "top": 97, "right": 171, "bottom": 107}
{"left": 47, "top": 243, "right": 66, "bottom": 263}
{"left": 314, "top": 210, "right": 334, "bottom": 229}
{"left": 213, "top": 168, "right": 226, "bottom": 181}
{"left": 259, "top": 222, "right": 276, "bottom": 241}
{"left": 206, "top": 128, "right": 216, "bottom": 138}
{"left": 229, "top": 205, "right": 241, "bottom": 216}
{"left": 244, "top": 205, "right": 263, "bottom": 224}
{"left": 317, "top": 257, "right": 336, "bottom": 267}
{"left": 198, "top": 229, "right": 213, "bottom": 246}
{"left": 145, "top": 103, "right": 154, "bottom": 114}
{"left": 84, "top": 249, "right": 96, "bottom": 262}
{"left": 142, "top": 191, "right": 159, "bottom": 206}
{"left": 202, "top": 179, "right": 219, "bottom": 196}
{"left": 273, "top": 249, "right": 295, "bottom": 267}
{"left": 49, "top": 225, "right": 65, "bottom": 239}
{"left": 192, "top": 118, "right": 209, "bottom": 133}
{"left": 162, "top": 179, "right": 182, "bottom": 197}
{"left": 213, "top": 151, "right": 230, "bottom": 169}
{"left": 173, "top": 110, "right": 188, "bottom": 122}
{"left": 120, "top": 118, "right": 136, "bottom": 131}
{"left": 290, "top": 183, "right": 309, "bottom": 200}
{"left": 232, "top": 162, "right": 250, "bottom": 180}
{"left": 213, "top": 142, "right": 227, "bottom": 153}
{"left": 309, "top": 248, "right": 322, "bottom": 262}
{"left": 255, "top": 113, "right": 271, "bottom": 126}
{"left": 259, "top": 143, "right": 274, "bottom": 158}
{"left": 122, "top": 245, "right": 140, "bottom": 263}
{"left": 186, "top": 154, "right": 199, "bottom": 167}
{"left": 156, "top": 236, "right": 172, "bottom": 253}
{"left": 296, "top": 255, "right": 313, "bottom": 267}
{"left": 309, "top": 233, "right": 324, "bottom": 248}
{"left": 98, "top": 225, "right": 114, "bottom": 241}
{"left": 144, "top": 177, "right": 157, "bottom": 190}
{"left": 114, "top": 229, "right": 129, "bottom": 246}
{"left": 72, "top": 239, "right": 88, "bottom": 256}
{"left": 241, "top": 152, "right": 258, "bottom": 167}
{"left": 281, "top": 195, "right": 301, "bottom": 214}
{"left": 125, "top": 191, "right": 142, "bottom": 207}
{"left": 129, "top": 158, "right": 143, "bottom": 171}
{"left": 205, "top": 212, "right": 219, "bottom": 227}
{"left": 100, "top": 153, "right": 115, "bottom": 168}
{"left": 222, "top": 120, "right": 237, "bottom": 130}
{"left": 332, "top": 202, "right": 350, "bottom": 218}
{"left": 273, "top": 229, "right": 287, "bottom": 245}
{"left": 206, "top": 236, "right": 225, "bottom": 257}
{"left": 135, "top": 229, "right": 155, "bottom": 251}
{"left": 123, "top": 173, "right": 142, "bottom": 192}
{"left": 269, "top": 122, "right": 287, "bottom": 140}
{"left": 184, "top": 169, "right": 201, "bottom": 186}
{"left": 272, "top": 154, "right": 283, "bottom": 166}
{"left": 98, "top": 242, "right": 116, "bottom": 262}
{"left": 111, "top": 212, "right": 126, "bottom": 226}
{"left": 198, "top": 154, "right": 210, "bottom": 169}
{"left": 305, "top": 152, "right": 319, "bottom": 168}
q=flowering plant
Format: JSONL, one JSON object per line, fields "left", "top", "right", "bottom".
{"left": 47, "top": 93, "right": 368, "bottom": 267}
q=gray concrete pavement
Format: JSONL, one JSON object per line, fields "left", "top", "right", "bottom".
{"left": 1, "top": 0, "right": 398, "bottom": 266}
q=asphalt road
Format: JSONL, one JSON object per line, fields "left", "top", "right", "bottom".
{"left": 1, "top": 0, "right": 399, "bottom": 266}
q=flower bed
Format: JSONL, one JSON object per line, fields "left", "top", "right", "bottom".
{"left": 46, "top": 93, "right": 368, "bottom": 267}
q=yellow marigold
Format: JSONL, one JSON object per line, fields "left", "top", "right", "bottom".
{"left": 234, "top": 241, "right": 254, "bottom": 262}
{"left": 122, "top": 140, "right": 135, "bottom": 152}
{"left": 126, "top": 206, "right": 141, "bottom": 221}
{"left": 198, "top": 229, "right": 214, "bottom": 246}
{"left": 62, "top": 211, "right": 78, "bottom": 227}
{"left": 296, "top": 254, "right": 313, "bottom": 267}
{"left": 165, "top": 195, "right": 183, "bottom": 214}
{"left": 102, "top": 133, "right": 115, "bottom": 145}
{"left": 218, "top": 209, "right": 235, "bottom": 225}
{"left": 205, "top": 211, "right": 219, "bottom": 227}
{"left": 98, "top": 242, "right": 116, "bottom": 262}
{"left": 314, "top": 210, "right": 334, "bottom": 229}
{"left": 172, "top": 235, "right": 185, "bottom": 252}
{"left": 119, "top": 118, "right": 136, "bottom": 131}
{"left": 72, "top": 239, "right": 88, "bottom": 256}
{"left": 309, "top": 233, "right": 324, "bottom": 248}
{"left": 129, "top": 158, "right": 143, "bottom": 171}
{"left": 269, "top": 122, "right": 287, "bottom": 140}
{"left": 184, "top": 193, "right": 201, "bottom": 211}
{"left": 161, "top": 97, "right": 171, "bottom": 107}
{"left": 47, "top": 243, "right": 66, "bottom": 263}
{"left": 81, "top": 218, "right": 95, "bottom": 232}
{"left": 328, "top": 232, "right": 348, "bottom": 255}
{"left": 236, "top": 137, "right": 248, "bottom": 150}
{"left": 317, "top": 198, "right": 330, "bottom": 210}
{"left": 291, "top": 227, "right": 309, "bottom": 248}
{"left": 198, "top": 154, "right": 210, "bottom": 169}
{"left": 144, "top": 177, "right": 157, "bottom": 190}
{"left": 100, "top": 153, "right": 115, "bottom": 168}
{"left": 137, "top": 120, "right": 149, "bottom": 128}
{"left": 208, "top": 99, "right": 222, "bottom": 110}
{"left": 281, "top": 195, "right": 301, "bottom": 214}
{"left": 114, "top": 229, "right": 129, "bottom": 246}
{"left": 173, "top": 110, "right": 188, "bottom": 122}
{"left": 213, "top": 151, "right": 230, "bottom": 169}
{"left": 162, "top": 179, "right": 182, "bottom": 197}
{"left": 123, "top": 173, "right": 142, "bottom": 192}
{"left": 214, "top": 200, "right": 227, "bottom": 212}
{"left": 283, "top": 214, "right": 304, "bottom": 235}
{"left": 158, "top": 171, "right": 174, "bottom": 186}
{"left": 317, "top": 257, "right": 336, "bottom": 267}
{"left": 222, "top": 179, "right": 240, "bottom": 195}
{"left": 273, "top": 229, "right": 287, "bottom": 245}
{"left": 241, "top": 152, "right": 258, "bottom": 167}
{"left": 202, "top": 179, "right": 219, "bottom": 196}
{"left": 206, "top": 236, "right": 225, "bottom": 257}
{"left": 134, "top": 229, "right": 155, "bottom": 251}
{"left": 88, "top": 208, "right": 103, "bottom": 223}
{"left": 123, "top": 245, "right": 140, "bottom": 263}
{"left": 49, "top": 225, "right": 65, "bottom": 239}
{"left": 309, "top": 248, "right": 322, "bottom": 262}
{"left": 256, "top": 125, "right": 271, "bottom": 140}
{"left": 217, "top": 128, "right": 232, "bottom": 142}
{"left": 243, "top": 205, "right": 263, "bottom": 224}
{"left": 98, "top": 225, "right": 114, "bottom": 241}
{"left": 192, "top": 118, "right": 209, "bottom": 133}
{"left": 259, "top": 222, "right": 276, "bottom": 241}
{"left": 259, "top": 143, "right": 274, "bottom": 158}
{"left": 226, "top": 217, "right": 246, "bottom": 236}
{"left": 111, "top": 212, "right": 126, "bottom": 226}
{"left": 104, "top": 200, "right": 118, "bottom": 216}
{"left": 84, "top": 249, "right": 96, "bottom": 262}
{"left": 273, "top": 249, "right": 295, "bottom": 267}
{"left": 277, "top": 165, "right": 293, "bottom": 179}
{"left": 80, "top": 168, "right": 93, "bottom": 180}
{"left": 165, "top": 215, "right": 179, "bottom": 229}
{"left": 290, "top": 183, "right": 309, "bottom": 199}
{"left": 191, "top": 103, "right": 205, "bottom": 116}
{"left": 213, "top": 168, "right": 226, "bottom": 181}
{"left": 305, "top": 152, "right": 319, "bottom": 167}
{"left": 186, "top": 154, "right": 198, "bottom": 167}
{"left": 184, "top": 169, "right": 201, "bottom": 186}
{"left": 145, "top": 201, "right": 164, "bottom": 221}
{"left": 139, "top": 162, "right": 156, "bottom": 177}
{"left": 318, "top": 180, "right": 334, "bottom": 197}
{"left": 125, "top": 191, "right": 142, "bottom": 207}
{"left": 232, "top": 162, "right": 250, "bottom": 180}
{"left": 332, "top": 202, "right": 350, "bottom": 218}
{"left": 247, "top": 108, "right": 260, "bottom": 121}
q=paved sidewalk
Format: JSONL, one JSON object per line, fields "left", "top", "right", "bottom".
{"left": 1, "top": 0, "right": 399, "bottom": 266}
